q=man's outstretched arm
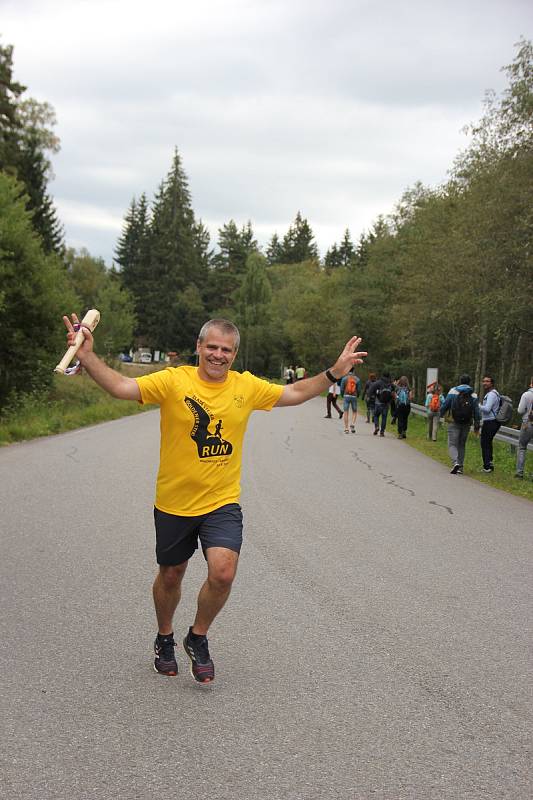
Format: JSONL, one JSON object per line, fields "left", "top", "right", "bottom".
{"left": 63, "top": 313, "right": 141, "bottom": 401}
{"left": 275, "top": 336, "right": 367, "bottom": 408}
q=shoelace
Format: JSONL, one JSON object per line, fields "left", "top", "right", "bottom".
{"left": 158, "top": 638, "right": 176, "bottom": 658}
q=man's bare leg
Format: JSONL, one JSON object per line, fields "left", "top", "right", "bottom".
{"left": 192, "top": 547, "right": 239, "bottom": 635}
{"left": 153, "top": 562, "right": 188, "bottom": 635}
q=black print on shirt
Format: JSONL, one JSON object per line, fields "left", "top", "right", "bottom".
{"left": 184, "top": 396, "right": 234, "bottom": 459}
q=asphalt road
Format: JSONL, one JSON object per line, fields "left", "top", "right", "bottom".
{"left": 1, "top": 400, "right": 532, "bottom": 800}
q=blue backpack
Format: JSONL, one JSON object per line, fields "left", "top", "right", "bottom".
{"left": 397, "top": 387, "right": 410, "bottom": 405}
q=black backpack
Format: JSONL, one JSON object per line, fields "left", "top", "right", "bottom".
{"left": 378, "top": 384, "right": 392, "bottom": 404}
{"left": 452, "top": 391, "right": 474, "bottom": 424}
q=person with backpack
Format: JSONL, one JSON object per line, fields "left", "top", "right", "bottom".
{"left": 439, "top": 373, "right": 481, "bottom": 474}
{"left": 340, "top": 368, "right": 361, "bottom": 433}
{"left": 394, "top": 376, "right": 413, "bottom": 439}
{"left": 368, "top": 372, "right": 394, "bottom": 437}
{"left": 515, "top": 376, "right": 533, "bottom": 479}
{"left": 425, "top": 382, "right": 445, "bottom": 441}
{"left": 363, "top": 372, "right": 377, "bottom": 423}
{"left": 479, "top": 375, "right": 502, "bottom": 473}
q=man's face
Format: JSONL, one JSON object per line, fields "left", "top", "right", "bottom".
{"left": 197, "top": 328, "right": 238, "bottom": 383}
{"left": 482, "top": 377, "right": 493, "bottom": 391}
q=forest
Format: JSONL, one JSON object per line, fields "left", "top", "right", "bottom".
{"left": 1, "top": 38, "right": 531, "bottom": 408}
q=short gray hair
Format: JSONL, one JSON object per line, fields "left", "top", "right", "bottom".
{"left": 198, "top": 319, "right": 240, "bottom": 351}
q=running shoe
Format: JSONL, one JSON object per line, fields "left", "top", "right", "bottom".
{"left": 154, "top": 634, "right": 178, "bottom": 676}
{"left": 450, "top": 463, "right": 461, "bottom": 474}
{"left": 183, "top": 628, "right": 215, "bottom": 684}
{"left": 350, "top": 425, "right": 355, "bottom": 433}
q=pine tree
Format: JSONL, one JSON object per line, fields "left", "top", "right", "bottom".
{"left": 324, "top": 243, "right": 342, "bottom": 269}
{"left": 0, "top": 45, "right": 63, "bottom": 254}
{"left": 143, "top": 149, "right": 205, "bottom": 348}
{"left": 16, "top": 132, "right": 64, "bottom": 254}
{"left": 338, "top": 228, "right": 355, "bottom": 267}
{"left": 280, "top": 212, "right": 319, "bottom": 263}
{"left": 0, "top": 41, "right": 25, "bottom": 174}
{"left": 207, "top": 219, "right": 258, "bottom": 312}
{"left": 266, "top": 232, "right": 283, "bottom": 265}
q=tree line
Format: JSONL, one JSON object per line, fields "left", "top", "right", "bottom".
{"left": 1, "top": 37, "right": 531, "bottom": 410}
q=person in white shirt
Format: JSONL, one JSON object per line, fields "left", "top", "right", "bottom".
{"left": 325, "top": 382, "right": 343, "bottom": 419}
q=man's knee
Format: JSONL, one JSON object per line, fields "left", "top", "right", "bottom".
{"left": 207, "top": 552, "right": 238, "bottom": 591}
{"left": 158, "top": 562, "right": 187, "bottom": 589}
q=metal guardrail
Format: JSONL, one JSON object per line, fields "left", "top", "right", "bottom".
{"left": 410, "top": 403, "right": 533, "bottom": 452}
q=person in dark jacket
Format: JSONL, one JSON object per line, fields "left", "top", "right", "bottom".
{"left": 363, "top": 372, "right": 377, "bottom": 423}
{"left": 394, "top": 376, "right": 413, "bottom": 439}
{"left": 439, "top": 373, "right": 481, "bottom": 474}
{"left": 368, "top": 372, "right": 395, "bottom": 437}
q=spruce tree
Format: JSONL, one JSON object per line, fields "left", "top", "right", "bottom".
{"left": 324, "top": 243, "right": 342, "bottom": 269}
{"left": 115, "top": 193, "right": 151, "bottom": 336}
{"left": 16, "top": 133, "right": 64, "bottom": 254}
{"left": 338, "top": 228, "right": 355, "bottom": 267}
{"left": 280, "top": 212, "right": 318, "bottom": 263}
{"left": 266, "top": 232, "right": 283, "bottom": 265}
{"left": 143, "top": 149, "right": 205, "bottom": 348}
{"left": 207, "top": 219, "right": 258, "bottom": 312}
{"left": 0, "top": 41, "right": 25, "bottom": 174}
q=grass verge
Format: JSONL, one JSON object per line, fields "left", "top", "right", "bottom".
{"left": 0, "top": 363, "right": 159, "bottom": 446}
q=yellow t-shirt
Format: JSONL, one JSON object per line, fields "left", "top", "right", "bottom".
{"left": 136, "top": 366, "right": 284, "bottom": 516}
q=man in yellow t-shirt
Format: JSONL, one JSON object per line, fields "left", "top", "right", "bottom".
{"left": 63, "top": 314, "right": 367, "bottom": 684}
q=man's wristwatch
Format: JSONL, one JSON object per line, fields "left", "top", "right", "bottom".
{"left": 325, "top": 369, "right": 338, "bottom": 383}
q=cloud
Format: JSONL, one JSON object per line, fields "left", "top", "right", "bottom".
{"left": 3, "top": 0, "right": 532, "bottom": 261}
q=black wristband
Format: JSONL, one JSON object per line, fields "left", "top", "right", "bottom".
{"left": 325, "top": 369, "right": 338, "bottom": 383}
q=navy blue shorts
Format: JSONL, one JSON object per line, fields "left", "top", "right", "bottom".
{"left": 154, "top": 503, "right": 243, "bottom": 565}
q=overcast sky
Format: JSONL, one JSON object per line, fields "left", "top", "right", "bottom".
{"left": 3, "top": 0, "right": 532, "bottom": 263}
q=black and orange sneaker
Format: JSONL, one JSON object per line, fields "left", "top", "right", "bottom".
{"left": 153, "top": 634, "right": 178, "bottom": 676}
{"left": 183, "top": 627, "right": 215, "bottom": 684}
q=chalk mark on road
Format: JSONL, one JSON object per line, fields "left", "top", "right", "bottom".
{"left": 379, "top": 472, "right": 416, "bottom": 497}
{"left": 350, "top": 450, "right": 373, "bottom": 471}
{"left": 429, "top": 500, "right": 454, "bottom": 515}
{"left": 65, "top": 447, "right": 79, "bottom": 462}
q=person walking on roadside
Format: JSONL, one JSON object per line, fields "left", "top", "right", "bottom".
{"left": 295, "top": 365, "right": 305, "bottom": 381}
{"left": 62, "top": 313, "right": 367, "bottom": 684}
{"left": 425, "top": 382, "right": 444, "bottom": 441}
{"left": 368, "top": 372, "right": 394, "bottom": 437}
{"left": 340, "top": 369, "right": 361, "bottom": 433}
{"left": 363, "top": 373, "right": 377, "bottom": 423}
{"left": 439, "top": 373, "right": 481, "bottom": 474}
{"left": 479, "top": 375, "right": 501, "bottom": 473}
{"left": 394, "top": 376, "right": 413, "bottom": 439}
{"left": 325, "top": 380, "right": 343, "bottom": 419}
{"left": 515, "top": 376, "right": 533, "bottom": 479}
{"left": 284, "top": 365, "right": 295, "bottom": 384}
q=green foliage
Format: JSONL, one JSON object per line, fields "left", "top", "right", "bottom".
{"left": 93, "top": 278, "right": 136, "bottom": 358}
{"left": 114, "top": 150, "right": 208, "bottom": 350}
{"left": 234, "top": 252, "right": 272, "bottom": 372}
{"left": 0, "top": 42, "right": 63, "bottom": 254}
{"left": 65, "top": 247, "right": 136, "bottom": 357}
{"left": 0, "top": 371, "right": 151, "bottom": 445}
{"left": 280, "top": 211, "right": 319, "bottom": 263}
{"left": 0, "top": 172, "right": 77, "bottom": 407}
